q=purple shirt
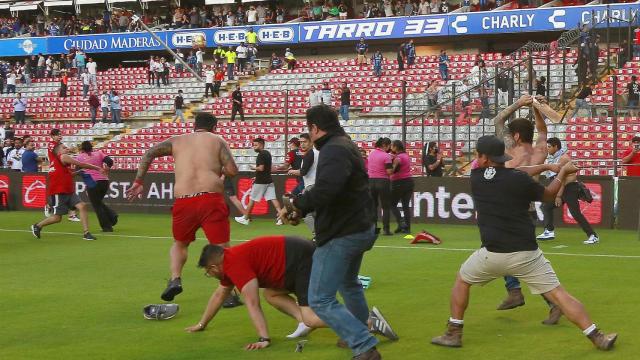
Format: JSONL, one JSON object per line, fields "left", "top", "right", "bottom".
{"left": 76, "top": 151, "right": 108, "bottom": 181}
{"left": 391, "top": 152, "right": 412, "bottom": 181}
{"left": 367, "top": 148, "right": 392, "bottom": 179}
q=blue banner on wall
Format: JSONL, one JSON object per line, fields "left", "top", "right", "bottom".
{"left": 0, "top": 3, "right": 637, "bottom": 56}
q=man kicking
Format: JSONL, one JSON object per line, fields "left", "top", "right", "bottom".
{"left": 126, "top": 113, "right": 239, "bottom": 303}
{"left": 493, "top": 94, "right": 559, "bottom": 322}
{"left": 431, "top": 135, "right": 617, "bottom": 351}
{"left": 31, "top": 143, "right": 106, "bottom": 240}
{"left": 186, "top": 235, "right": 396, "bottom": 350}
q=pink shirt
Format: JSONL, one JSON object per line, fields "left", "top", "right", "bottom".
{"left": 76, "top": 151, "right": 108, "bottom": 181}
{"left": 471, "top": 159, "right": 479, "bottom": 170}
{"left": 391, "top": 152, "right": 412, "bottom": 181}
{"left": 367, "top": 148, "right": 392, "bottom": 179}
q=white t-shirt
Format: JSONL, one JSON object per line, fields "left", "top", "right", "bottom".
{"left": 86, "top": 61, "right": 97, "bottom": 74}
{"left": 81, "top": 73, "right": 91, "bottom": 85}
{"left": 236, "top": 45, "right": 248, "bottom": 59}
{"left": 302, "top": 148, "right": 319, "bottom": 188}
{"left": 247, "top": 9, "right": 257, "bottom": 23}
{"left": 100, "top": 94, "right": 110, "bottom": 108}
{"left": 196, "top": 50, "right": 204, "bottom": 63}
{"left": 321, "top": 89, "right": 332, "bottom": 104}
{"left": 7, "top": 73, "right": 16, "bottom": 85}
{"left": 175, "top": 53, "right": 184, "bottom": 65}
{"left": 309, "top": 92, "right": 321, "bottom": 107}
{"left": 8, "top": 148, "right": 25, "bottom": 170}
{"left": 205, "top": 70, "right": 215, "bottom": 83}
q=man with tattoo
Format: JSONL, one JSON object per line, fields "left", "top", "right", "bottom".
{"left": 492, "top": 94, "right": 564, "bottom": 325}
{"left": 126, "top": 113, "right": 239, "bottom": 302}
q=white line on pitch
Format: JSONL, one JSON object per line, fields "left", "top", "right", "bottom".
{"left": 2, "top": 228, "right": 639, "bottom": 259}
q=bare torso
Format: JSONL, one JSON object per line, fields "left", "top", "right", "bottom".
{"left": 171, "top": 132, "right": 226, "bottom": 197}
{"left": 505, "top": 143, "right": 547, "bottom": 168}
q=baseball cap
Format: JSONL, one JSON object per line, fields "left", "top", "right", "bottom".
{"left": 288, "top": 137, "right": 300, "bottom": 146}
{"left": 476, "top": 135, "right": 512, "bottom": 163}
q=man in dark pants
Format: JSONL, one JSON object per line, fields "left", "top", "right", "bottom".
{"left": 537, "top": 137, "right": 599, "bottom": 245}
{"left": 368, "top": 137, "right": 393, "bottom": 236}
{"left": 282, "top": 105, "right": 390, "bottom": 360}
{"left": 231, "top": 84, "right": 244, "bottom": 122}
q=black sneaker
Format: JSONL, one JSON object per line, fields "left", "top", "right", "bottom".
{"left": 111, "top": 214, "right": 118, "bottom": 226}
{"left": 369, "top": 306, "right": 399, "bottom": 341}
{"left": 222, "top": 293, "right": 243, "bottom": 308}
{"left": 83, "top": 232, "right": 97, "bottom": 241}
{"left": 161, "top": 277, "right": 183, "bottom": 301}
{"left": 102, "top": 227, "right": 114, "bottom": 232}
{"left": 31, "top": 224, "right": 41, "bottom": 239}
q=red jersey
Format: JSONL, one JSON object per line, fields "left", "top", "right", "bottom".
{"left": 220, "top": 236, "right": 286, "bottom": 291}
{"left": 47, "top": 141, "right": 74, "bottom": 195}
{"left": 621, "top": 148, "right": 640, "bottom": 177}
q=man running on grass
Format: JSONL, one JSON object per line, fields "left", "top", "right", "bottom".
{"left": 126, "top": 113, "right": 240, "bottom": 304}
{"left": 431, "top": 135, "right": 617, "bottom": 351}
{"left": 186, "top": 236, "right": 397, "bottom": 351}
{"left": 31, "top": 143, "right": 106, "bottom": 241}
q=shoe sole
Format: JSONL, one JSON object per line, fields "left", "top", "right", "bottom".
{"left": 496, "top": 301, "right": 525, "bottom": 310}
{"left": 603, "top": 334, "right": 618, "bottom": 350}
{"left": 371, "top": 306, "right": 399, "bottom": 341}
{"left": 161, "top": 286, "right": 183, "bottom": 302}
{"left": 536, "top": 237, "right": 555, "bottom": 241}
{"left": 31, "top": 225, "right": 40, "bottom": 239}
{"left": 431, "top": 340, "right": 462, "bottom": 348}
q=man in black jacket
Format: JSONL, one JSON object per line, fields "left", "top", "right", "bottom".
{"left": 286, "top": 105, "right": 383, "bottom": 360}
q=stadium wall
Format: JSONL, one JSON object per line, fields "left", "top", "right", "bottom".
{"left": 0, "top": 170, "right": 627, "bottom": 229}
{"left": 1, "top": 3, "right": 637, "bottom": 57}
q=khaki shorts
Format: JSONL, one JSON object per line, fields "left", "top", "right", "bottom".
{"left": 357, "top": 54, "right": 368, "bottom": 64}
{"left": 459, "top": 247, "right": 560, "bottom": 294}
{"left": 250, "top": 183, "right": 276, "bottom": 202}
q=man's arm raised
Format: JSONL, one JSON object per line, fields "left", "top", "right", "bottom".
{"left": 494, "top": 95, "right": 532, "bottom": 149}
{"left": 126, "top": 140, "right": 172, "bottom": 201}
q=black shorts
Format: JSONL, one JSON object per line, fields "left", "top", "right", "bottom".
{"left": 223, "top": 177, "right": 236, "bottom": 197}
{"left": 48, "top": 193, "right": 81, "bottom": 216}
{"left": 283, "top": 236, "right": 315, "bottom": 307}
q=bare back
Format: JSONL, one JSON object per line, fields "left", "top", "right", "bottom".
{"left": 171, "top": 132, "right": 233, "bottom": 197}
{"left": 505, "top": 142, "right": 547, "bottom": 168}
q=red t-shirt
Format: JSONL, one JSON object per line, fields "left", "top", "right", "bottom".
{"left": 214, "top": 71, "right": 224, "bottom": 82}
{"left": 47, "top": 140, "right": 74, "bottom": 195}
{"left": 621, "top": 148, "right": 640, "bottom": 176}
{"left": 220, "top": 236, "right": 286, "bottom": 291}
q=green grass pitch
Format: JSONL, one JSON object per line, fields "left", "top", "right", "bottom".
{"left": 1, "top": 211, "right": 638, "bottom": 359}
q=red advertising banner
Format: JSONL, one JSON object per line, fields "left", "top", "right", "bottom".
{"left": 236, "top": 177, "right": 268, "bottom": 215}
{"left": 21, "top": 175, "right": 47, "bottom": 209}
{"left": 562, "top": 183, "right": 602, "bottom": 225}
{"left": 0, "top": 174, "right": 9, "bottom": 207}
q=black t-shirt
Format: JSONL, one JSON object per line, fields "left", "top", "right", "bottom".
{"left": 627, "top": 82, "right": 639, "bottom": 101}
{"left": 576, "top": 87, "right": 592, "bottom": 99}
{"left": 536, "top": 83, "right": 546, "bottom": 97}
{"left": 424, "top": 154, "right": 443, "bottom": 177}
{"left": 471, "top": 167, "right": 545, "bottom": 253}
{"left": 341, "top": 89, "right": 350, "bottom": 106}
{"left": 255, "top": 149, "right": 272, "bottom": 184}
{"left": 174, "top": 95, "right": 183, "bottom": 109}
{"left": 232, "top": 90, "right": 242, "bottom": 105}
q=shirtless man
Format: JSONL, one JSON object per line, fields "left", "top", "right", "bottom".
{"left": 493, "top": 94, "right": 564, "bottom": 324}
{"left": 126, "top": 113, "right": 238, "bottom": 302}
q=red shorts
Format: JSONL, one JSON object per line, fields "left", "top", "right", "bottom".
{"left": 172, "top": 192, "right": 230, "bottom": 245}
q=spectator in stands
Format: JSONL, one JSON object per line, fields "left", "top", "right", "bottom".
{"left": 175, "top": 50, "right": 184, "bottom": 73}
{"left": 86, "top": 58, "right": 97, "bottom": 88}
{"left": 275, "top": 5, "right": 285, "bottom": 23}
{"left": 355, "top": 38, "right": 369, "bottom": 68}
{"left": 236, "top": 42, "right": 248, "bottom": 73}
{"left": 459, "top": 79, "right": 470, "bottom": 108}
{"left": 431, "top": 0, "right": 442, "bottom": 13}
{"left": 621, "top": 136, "right": 640, "bottom": 177}
{"left": 77, "top": 141, "right": 117, "bottom": 232}
{"left": 247, "top": 44, "right": 258, "bottom": 74}
{"left": 571, "top": 84, "right": 593, "bottom": 119}
{"left": 308, "top": 86, "right": 321, "bottom": 108}
{"left": 6, "top": 70, "right": 16, "bottom": 94}
{"left": 75, "top": 49, "right": 86, "bottom": 79}
{"left": 162, "top": 57, "right": 170, "bottom": 85}
{"left": 0, "top": 66, "right": 5, "bottom": 94}
{"left": 270, "top": 52, "right": 283, "bottom": 71}
{"left": 213, "top": 46, "right": 226, "bottom": 68}
{"left": 389, "top": 140, "right": 413, "bottom": 234}
{"left": 13, "top": 93, "right": 27, "bottom": 125}
{"left": 6, "top": 137, "right": 24, "bottom": 171}
{"left": 187, "top": 51, "right": 197, "bottom": 74}
{"left": 87, "top": 92, "right": 100, "bottom": 124}
{"left": 230, "top": 85, "right": 244, "bottom": 122}
{"left": 246, "top": 27, "right": 258, "bottom": 46}
{"left": 59, "top": 71, "right": 68, "bottom": 98}
{"left": 535, "top": 76, "right": 547, "bottom": 98}
{"left": 618, "top": 40, "right": 629, "bottom": 70}
{"left": 627, "top": 76, "right": 639, "bottom": 117}
{"left": 338, "top": 3, "right": 348, "bottom": 19}
{"left": 100, "top": 91, "right": 110, "bottom": 122}
{"left": 205, "top": 68, "right": 215, "bottom": 98}
{"left": 438, "top": 49, "right": 449, "bottom": 80}
{"left": 257, "top": 4, "right": 267, "bottom": 24}
{"left": 404, "top": 1, "right": 415, "bottom": 17}
{"left": 371, "top": 50, "right": 384, "bottom": 77}
{"left": 196, "top": 48, "right": 204, "bottom": 75}
{"left": 147, "top": 56, "right": 156, "bottom": 86}
{"left": 575, "top": 51, "right": 588, "bottom": 86}
{"left": 369, "top": 137, "right": 393, "bottom": 236}
{"left": 397, "top": 43, "right": 406, "bottom": 72}
{"left": 423, "top": 141, "right": 444, "bottom": 176}
{"left": 36, "top": 53, "right": 45, "bottom": 78}
{"left": 22, "top": 59, "right": 32, "bottom": 86}
{"left": 213, "top": 67, "right": 224, "bottom": 97}
{"left": 426, "top": 80, "right": 438, "bottom": 112}
{"left": 340, "top": 83, "right": 350, "bottom": 121}
{"left": 154, "top": 57, "right": 164, "bottom": 87}
{"left": 173, "top": 90, "right": 185, "bottom": 123}
{"left": 405, "top": 40, "right": 416, "bottom": 68}
{"left": 496, "top": 61, "right": 509, "bottom": 107}
{"left": 321, "top": 82, "right": 332, "bottom": 105}
{"left": 225, "top": 46, "right": 237, "bottom": 80}
{"left": 110, "top": 90, "right": 121, "bottom": 123}
{"left": 81, "top": 70, "right": 91, "bottom": 98}
{"left": 21, "top": 140, "right": 40, "bottom": 173}
{"left": 284, "top": 48, "right": 296, "bottom": 70}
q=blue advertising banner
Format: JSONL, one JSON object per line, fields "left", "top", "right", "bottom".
{"left": 0, "top": 3, "right": 637, "bottom": 56}
{"left": 299, "top": 15, "right": 448, "bottom": 43}
{"left": 47, "top": 31, "right": 168, "bottom": 54}
{"left": 0, "top": 37, "right": 48, "bottom": 57}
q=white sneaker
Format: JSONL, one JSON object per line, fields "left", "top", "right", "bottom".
{"left": 276, "top": 218, "right": 283, "bottom": 226}
{"left": 68, "top": 215, "right": 81, "bottom": 222}
{"left": 583, "top": 234, "right": 599, "bottom": 245}
{"left": 536, "top": 230, "right": 555, "bottom": 241}
{"left": 234, "top": 216, "right": 250, "bottom": 226}
{"left": 286, "top": 322, "right": 313, "bottom": 339}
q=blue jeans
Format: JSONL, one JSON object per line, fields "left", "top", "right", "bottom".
{"left": 504, "top": 275, "right": 520, "bottom": 290}
{"left": 439, "top": 66, "right": 448, "bottom": 80}
{"left": 374, "top": 65, "right": 382, "bottom": 77}
{"left": 227, "top": 63, "right": 234, "bottom": 80}
{"left": 309, "top": 226, "right": 378, "bottom": 356}
{"left": 111, "top": 109, "right": 121, "bottom": 123}
{"left": 340, "top": 105, "right": 349, "bottom": 121}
